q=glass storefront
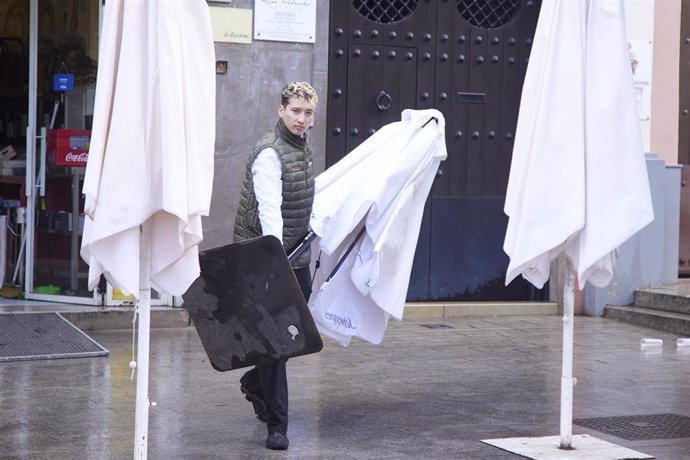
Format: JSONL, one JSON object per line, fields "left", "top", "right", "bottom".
{"left": 1, "top": 1, "right": 170, "bottom": 306}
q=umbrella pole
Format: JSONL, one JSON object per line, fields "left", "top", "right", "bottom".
{"left": 134, "top": 220, "right": 152, "bottom": 459}
{"left": 559, "top": 263, "right": 575, "bottom": 449}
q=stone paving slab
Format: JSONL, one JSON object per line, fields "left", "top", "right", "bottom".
{"left": 1, "top": 315, "right": 689, "bottom": 459}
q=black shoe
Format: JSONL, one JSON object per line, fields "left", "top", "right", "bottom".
{"left": 266, "top": 431, "right": 289, "bottom": 450}
{"left": 240, "top": 383, "right": 268, "bottom": 422}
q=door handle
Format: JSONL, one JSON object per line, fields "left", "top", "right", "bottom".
{"left": 376, "top": 91, "right": 392, "bottom": 111}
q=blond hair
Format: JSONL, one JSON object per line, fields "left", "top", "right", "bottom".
{"left": 281, "top": 81, "right": 318, "bottom": 107}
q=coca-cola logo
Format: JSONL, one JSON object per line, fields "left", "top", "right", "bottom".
{"left": 65, "top": 151, "right": 89, "bottom": 163}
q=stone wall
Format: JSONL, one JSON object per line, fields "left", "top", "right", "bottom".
{"left": 203, "top": 0, "right": 330, "bottom": 250}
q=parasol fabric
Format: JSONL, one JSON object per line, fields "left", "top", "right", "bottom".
{"left": 309, "top": 109, "right": 447, "bottom": 346}
{"left": 503, "top": 0, "right": 587, "bottom": 289}
{"left": 564, "top": 0, "right": 654, "bottom": 288}
{"left": 503, "top": 0, "right": 653, "bottom": 290}
{"left": 80, "top": 0, "right": 216, "bottom": 297}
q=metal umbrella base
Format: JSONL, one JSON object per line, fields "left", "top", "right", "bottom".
{"left": 482, "top": 434, "right": 652, "bottom": 460}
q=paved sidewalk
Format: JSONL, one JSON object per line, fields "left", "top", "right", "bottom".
{"left": 1, "top": 314, "right": 689, "bottom": 459}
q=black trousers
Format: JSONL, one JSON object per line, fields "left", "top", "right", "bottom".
{"left": 242, "top": 266, "right": 312, "bottom": 433}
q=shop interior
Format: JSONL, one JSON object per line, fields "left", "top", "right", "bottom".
{"left": 1, "top": 1, "right": 99, "bottom": 301}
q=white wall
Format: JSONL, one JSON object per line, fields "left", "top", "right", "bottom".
{"left": 625, "top": 0, "right": 655, "bottom": 153}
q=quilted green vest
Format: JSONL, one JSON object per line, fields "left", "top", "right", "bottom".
{"left": 233, "top": 119, "right": 315, "bottom": 268}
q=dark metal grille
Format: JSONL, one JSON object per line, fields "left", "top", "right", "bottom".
{"left": 353, "top": 0, "right": 419, "bottom": 24}
{"left": 0, "top": 313, "right": 108, "bottom": 362}
{"left": 574, "top": 414, "right": 690, "bottom": 441}
{"left": 457, "top": 0, "right": 521, "bottom": 29}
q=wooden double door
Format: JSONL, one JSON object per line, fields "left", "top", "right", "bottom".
{"left": 327, "top": 0, "right": 545, "bottom": 301}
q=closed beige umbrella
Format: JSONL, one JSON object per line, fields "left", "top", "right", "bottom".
{"left": 80, "top": 1, "right": 215, "bottom": 457}
{"left": 499, "top": 0, "right": 654, "bottom": 454}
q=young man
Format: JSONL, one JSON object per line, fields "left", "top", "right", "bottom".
{"left": 233, "top": 82, "right": 318, "bottom": 450}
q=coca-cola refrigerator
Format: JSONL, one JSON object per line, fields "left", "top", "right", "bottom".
{"left": 47, "top": 129, "right": 90, "bottom": 167}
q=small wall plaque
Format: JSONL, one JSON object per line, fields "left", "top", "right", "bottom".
{"left": 254, "top": 0, "right": 316, "bottom": 44}
{"left": 216, "top": 61, "right": 228, "bottom": 75}
{"left": 209, "top": 6, "right": 253, "bottom": 44}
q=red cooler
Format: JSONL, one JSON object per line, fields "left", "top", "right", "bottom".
{"left": 47, "top": 129, "right": 91, "bottom": 167}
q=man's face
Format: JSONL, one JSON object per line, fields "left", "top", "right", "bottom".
{"left": 278, "top": 97, "right": 316, "bottom": 136}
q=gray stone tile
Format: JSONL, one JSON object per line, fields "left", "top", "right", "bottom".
{"left": 1, "top": 316, "right": 689, "bottom": 459}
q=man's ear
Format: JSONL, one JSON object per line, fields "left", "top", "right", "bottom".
{"left": 278, "top": 104, "right": 285, "bottom": 117}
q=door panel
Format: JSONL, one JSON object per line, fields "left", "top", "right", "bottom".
{"left": 363, "top": 46, "right": 384, "bottom": 138}
{"left": 432, "top": 3, "right": 453, "bottom": 196}
{"left": 326, "top": 1, "right": 350, "bottom": 165}
{"left": 500, "top": 26, "right": 523, "bottom": 197}
{"left": 345, "top": 44, "right": 418, "bottom": 153}
{"left": 327, "top": 0, "right": 543, "bottom": 301}
{"left": 345, "top": 44, "right": 367, "bottom": 153}
{"left": 428, "top": 196, "right": 541, "bottom": 300}
{"left": 416, "top": 5, "right": 438, "bottom": 113}
{"left": 483, "top": 28, "right": 506, "bottom": 197}
{"left": 407, "top": 200, "right": 431, "bottom": 299}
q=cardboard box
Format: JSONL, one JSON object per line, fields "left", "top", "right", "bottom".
{"left": 47, "top": 129, "right": 91, "bottom": 166}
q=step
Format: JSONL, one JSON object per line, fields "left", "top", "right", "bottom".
{"left": 404, "top": 301, "right": 558, "bottom": 319}
{"left": 605, "top": 304, "right": 690, "bottom": 336}
{"left": 4, "top": 301, "right": 557, "bottom": 331}
{"left": 634, "top": 288, "right": 690, "bottom": 315}
{"left": 61, "top": 307, "right": 190, "bottom": 331}
{"left": 67, "top": 302, "right": 557, "bottom": 330}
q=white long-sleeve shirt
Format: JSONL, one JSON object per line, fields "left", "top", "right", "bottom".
{"left": 251, "top": 147, "right": 283, "bottom": 241}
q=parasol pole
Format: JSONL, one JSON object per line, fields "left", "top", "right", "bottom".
{"left": 559, "top": 259, "right": 575, "bottom": 449}
{"left": 134, "top": 220, "right": 152, "bottom": 459}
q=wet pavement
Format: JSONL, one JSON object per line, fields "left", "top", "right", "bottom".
{"left": 1, "top": 314, "right": 690, "bottom": 459}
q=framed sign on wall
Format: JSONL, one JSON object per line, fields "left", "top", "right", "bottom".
{"left": 209, "top": 6, "right": 253, "bottom": 44}
{"left": 254, "top": 0, "right": 316, "bottom": 43}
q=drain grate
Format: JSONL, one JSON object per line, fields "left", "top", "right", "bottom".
{"left": 420, "top": 324, "right": 454, "bottom": 330}
{"left": 574, "top": 414, "right": 690, "bottom": 440}
{"left": 0, "top": 312, "right": 108, "bottom": 362}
